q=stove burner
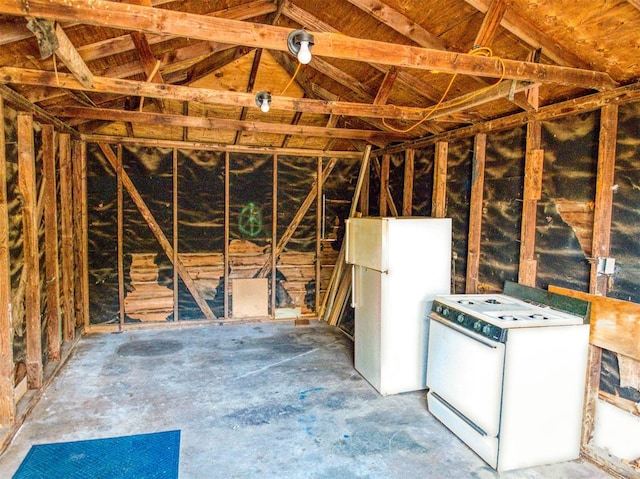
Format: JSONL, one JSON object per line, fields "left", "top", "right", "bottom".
{"left": 529, "top": 313, "right": 547, "bottom": 320}
{"left": 485, "top": 299, "right": 503, "bottom": 304}
{"left": 458, "top": 299, "right": 474, "bottom": 305}
{"left": 499, "top": 315, "right": 515, "bottom": 321}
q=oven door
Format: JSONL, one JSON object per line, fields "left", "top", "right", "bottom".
{"left": 426, "top": 315, "right": 505, "bottom": 438}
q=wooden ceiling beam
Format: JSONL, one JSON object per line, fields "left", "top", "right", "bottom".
{"left": 0, "top": 0, "right": 617, "bottom": 90}
{"left": 83, "top": 134, "right": 363, "bottom": 158}
{"left": 373, "top": 67, "right": 399, "bottom": 105}
{"left": 376, "top": 82, "right": 640, "bottom": 155}
{"left": 53, "top": 24, "right": 94, "bottom": 88}
{"left": 343, "top": 0, "right": 449, "bottom": 50}
{"left": 472, "top": 0, "right": 508, "bottom": 48}
{"left": 464, "top": 0, "right": 592, "bottom": 69}
{"left": 49, "top": 106, "right": 411, "bottom": 142}
{"left": 284, "top": 1, "right": 451, "bottom": 102}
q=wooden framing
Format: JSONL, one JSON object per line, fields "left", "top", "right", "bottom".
{"left": 315, "top": 157, "right": 323, "bottom": 314}
{"left": 72, "top": 141, "right": 90, "bottom": 331}
{"left": 549, "top": 285, "right": 640, "bottom": 479}
{"left": 465, "top": 134, "right": 486, "bottom": 294}
{"left": 0, "top": 96, "right": 15, "bottom": 425}
{"left": 432, "top": 141, "right": 448, "bottom": 218}
{"left": 42, "top": 124, "right": 61, "bottom": 361}
{"left": 380, "top": 154, "right": 390, "bottom": 216}
{"left": 0, "top": 0, "right": 618, "bottom": 90}
{"left": 172, "top": 148, "right": 179, "bottom": 322}
{"left": 98, "top": 143, "right": 217, "bottom": 321}
{"left": 271, "top": 154, "right": 277, "bottom": 317}
{"left": 18, "top": 113, "right": 42, "bottom": 389}
{"left": 590, "top": 104, "right": 619, "bottom": 296}
{"left": 518, "top": 121, "right": 543, "bottom": 286}
{"left": 255, "top": 158, "right": 338, "bottom": 279}
{"left": 402, "top": 149, "right": 415, "bottom": 216}
{"left": 117, "top": 145, "right": 125, "bottom": 329}
{"left": 224, "top": 152, "right": 230, "bottom": 320}
{"left": 58, "top": 133, "right": 75, "bottom": 340}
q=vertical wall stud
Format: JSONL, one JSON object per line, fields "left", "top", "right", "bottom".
{"left": 117, "top": 144, "right": 125, "bottom": 329}
{"left": 465, "top": 134, "right": 486, "bottom": 294}
{"left": 315, "top": 157, "right": 323, "bottom": 314}
{"left": 271, "top": 154, "right": 277, "bottom": 318}
{"left": 518, "top": 121, "right": 543, "bottom": 286}
{"left": 172, "top": 148, "right": 179, "bottom": 322}
{"left": 18, "top": 113, "right": 42, "bottom": 389}
{"left": 432, "top": 141, "right": 448, "bottom": 218}
{"left": 224, "top": 152, "right": 230, "bottom": 320}
{"left": 0, "top": 97, "right": 16, "bottom": 425}
{"left": 380, "top": 154, "right": 390, "bottom": 216}
{"left": 403, "top": 149, "right": 414, "bottom": 216}
{"left": 42, "top": 124, "right": 61, "bottom": 361}
{"left": 58, "top": 133, "right": 74, "bottom": 340}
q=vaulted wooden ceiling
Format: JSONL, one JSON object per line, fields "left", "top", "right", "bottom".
{"left": 1, "top": 0, "right": 639, "bottom": 154}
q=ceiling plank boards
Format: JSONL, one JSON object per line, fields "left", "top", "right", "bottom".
{"left": 472, "top": 0, "right": 508, "bottom": 48}
{"left": 0, "top": 0, "right": 617, "bottom": 90}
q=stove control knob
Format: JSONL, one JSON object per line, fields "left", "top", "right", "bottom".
{"left": 456, "top": 313, "right": 465, "bottom": 323}
{"left": 442, "top": 308, "right": 449, "bottom": 317}
{"left": 473, "top": 320, "right": 482, "bottom": 332}
{"left": 482, "top": 324, "right": 492, "bottom": 336}
{"left": 435, "top": 304, "right": 443, "bottom": 314}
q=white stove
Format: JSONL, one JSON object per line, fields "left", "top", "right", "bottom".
{"left": 433, "top": 293, "right": 584, "bottom": 335}
{"left": 426, "top": 290, "right": 590, "bottom": 471}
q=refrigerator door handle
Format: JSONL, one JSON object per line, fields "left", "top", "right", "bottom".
{"left": 351, "top": 265, "right": 356, "bottom": 308}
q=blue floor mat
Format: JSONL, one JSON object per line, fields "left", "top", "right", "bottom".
{"left": 13, "top": 430, "right": 180, "bottom": 479}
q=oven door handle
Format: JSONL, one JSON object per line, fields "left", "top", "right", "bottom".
{"left": 429, "top": 314, "right": 501, "bottom": 349}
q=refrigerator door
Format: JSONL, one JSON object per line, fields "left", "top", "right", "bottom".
{"left": 353, "top": 265, "right": 383, "bottom": 392}
{"left": 345, "top": 217, "right": 388, "bottom": 272}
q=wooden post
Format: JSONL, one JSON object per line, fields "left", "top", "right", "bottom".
{"left": 58, "top": 133, "right": 75, "bottom": 340}
{"left": 72, "top": 141, "right": 90, "bottom": 330}
{"left": 590, "top": 104, "right": 618, "bottom": 296}
{"left": 518, "top": 121, "right": 543, "bottom": 286}
{"left": 18, "top": 113, "right": 43, "bottom": 389}
{"left": 580, "top": 104, "right": 618, "bottom": 453}
{"left": 315, "top": 156, "right": 322, "bottom": 314}
{"left": 117, "top": 145, "right": 125, "bottom": 329}
{"left": 432, "top": 141, "right": 448, "bottom": 218}
{"left": 271, "top": 154, "right": 277, "bottom": 317}
{"left": 403, "top": 149, "right": 414, "bottom": 216}
{"left": 0, "top": 97, "right": 16, "bottom": 425}
{"left": 379, "top": 154, "right": 390, "bottom": 216}
{"left": 42, "top": 124, "right": 61, "bottom": 361}
{"left": 172, "top": 148, "right": 179, "bottom": 322}
{"left": 465, "top": 134, "right": 486, "bottom": 294}
{"left": 224, "top": 152, "right": 230, "bottom": 320}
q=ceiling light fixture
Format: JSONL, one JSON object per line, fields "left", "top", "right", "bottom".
{"left": 255, "top": 91, "right": 272, "bottom": 113}
{"left": 287, "top": 29, "right": 314, "bottom": 65}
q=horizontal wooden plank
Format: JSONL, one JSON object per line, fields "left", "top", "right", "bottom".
{"left": 549, "top": 285, "right": 640, "bottom": 361}
{"left": 0, "top": 0, "right": 618, "bottom": 89}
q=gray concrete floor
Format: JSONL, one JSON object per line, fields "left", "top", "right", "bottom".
{"left": 0, "top": 321, "right": 613, "bottom": 478}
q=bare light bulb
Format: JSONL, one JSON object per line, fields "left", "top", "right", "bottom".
{"left": 297, "top": 40, "right": 312, "bottom": 64}
{"left": 259, "top": 97, "right": 270, "bottom": 113}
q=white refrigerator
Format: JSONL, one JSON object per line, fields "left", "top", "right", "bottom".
{"left": 345, "top": 217, "right": 451, "bottom": 395}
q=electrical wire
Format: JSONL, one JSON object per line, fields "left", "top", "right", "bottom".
{"left": 382, "top": 47, "right": 507, "bottom": 133}
{"left": 280, "top": 61, "right": 302, "bottom": 96}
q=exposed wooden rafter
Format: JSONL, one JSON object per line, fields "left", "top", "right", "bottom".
{"left": 0, "top": 0, "right": 617, "bottom": 90}
{"left": 51, "top": 106, "right": 410, "bottom": 142}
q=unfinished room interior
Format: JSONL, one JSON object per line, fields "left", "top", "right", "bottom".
{"left": 0, "top": 0, "right": 639, "bottom": 477}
